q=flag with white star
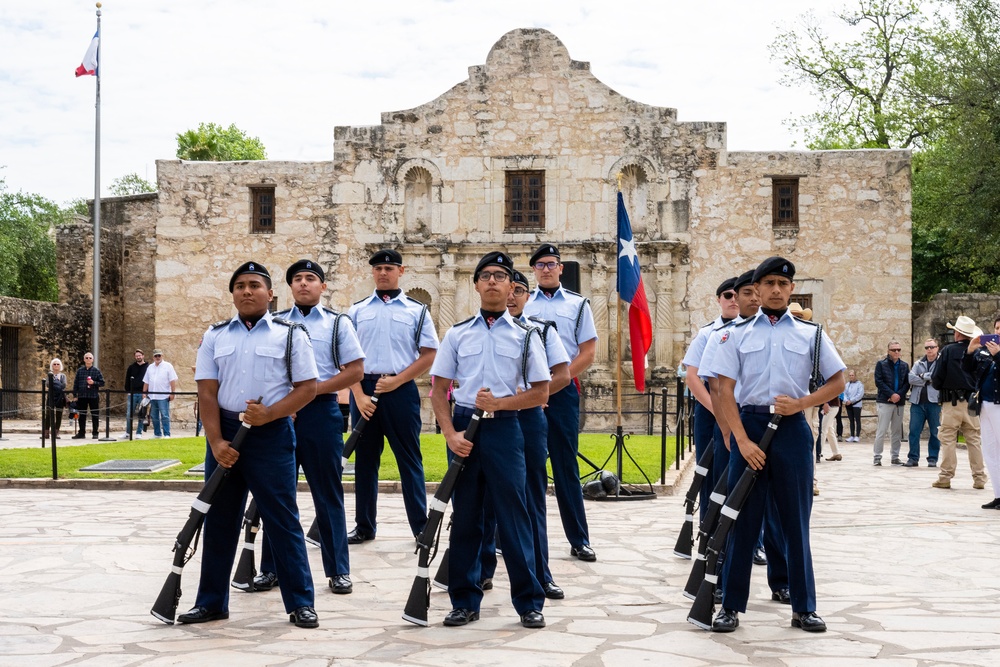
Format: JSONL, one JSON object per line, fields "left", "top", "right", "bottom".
{"left": 617, "top": 191, "right": 653, "bottom": 391}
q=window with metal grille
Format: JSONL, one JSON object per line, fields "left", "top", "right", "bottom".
{"left": 772, "top": 178, "right": 799, "bottom": 230}
{"left": 505, "top": 170, "right": 545, "bottom": 231}
{"left": 793, "top": 294, "right": 813, "bottom": 312}
{"left": 251, "top": 186, "right": 276, "bottom": 234}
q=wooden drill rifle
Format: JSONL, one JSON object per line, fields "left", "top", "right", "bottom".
{"left": 431, "top": 514, "right": 453, "bottom": 591}
{"left": 343, "top": 393, "right": 379, "bottom": 459}
{"left": 150, "top": 398, "right": 261, "bottom": 624}
{"left": 230, "top": 498, "right": 261, "bottom": 591}
{"left": 402, "top": 408, "right": 483, "bottom": 626}
{"left": 673, "top": 441, "right": 714, "bottom": 559}
{"left": 687, "top": 412, "right": 783, "bottom": 630}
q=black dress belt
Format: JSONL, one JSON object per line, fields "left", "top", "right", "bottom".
{"left": 363, "top": 373, "right": 397, "bottom": 381}
{"left": 740, "top": 405, "right": 774, "bottom": 414}
{"left": 455, "top": 405, "right": 518, "bottom": 419}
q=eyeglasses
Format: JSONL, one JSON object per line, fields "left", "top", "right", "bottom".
{"left": 534, "top": 261, "right": 559, "bottom": 271}
{"left": 889, "top": 348, "right": 902, "bottom": 352}
{"left": 924, "top": 345, "right": 938, "bottom": 349}
{"left": 513, "top": 286, "right": 528, "bottom": 296}
{"left": 720, "top": 291, "right": 736, "bottom": 300}
{"left": 477, "top": 271, "right": 510, "bottom": 283}
{"left": 154, "top": 354, "right": 162, "bottom": 357}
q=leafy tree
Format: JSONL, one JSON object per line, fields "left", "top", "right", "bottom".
{"left": 771, "top": 0, "right": 938, "bottom": 149}
{"left": 109, "top": 173, "right": 155, "bottom": 196}
{"left": 0, "top": 179, "right": 63, "bottom": 301}
{"left": 176, "top": 122, "right": 267, "bottom": 161}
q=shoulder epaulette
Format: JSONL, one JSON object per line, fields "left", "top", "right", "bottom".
{"left": 271, "top": 316, "right": 294, "bottom": 327}
{"left": 733, "top": 318, "right": 753, "bottom": 328}
{"left": 712, "top": 320, "right": 736, "bottom": 332}
{"left": 512, "top": 317, "right": 533, "bottom": 332}
{"left": 321, "top": 305, "right": 342, "bottom": 316}
{"left": 210, "top": 319, "right": 230, "bottom": 330}
{"left": 699, "top": 320, "right": 715, "bottom": 329}
{"left": 455, "top": 315, "right": 476, "bottom": 327}
{"left": 352, "top": 297, "right": 368, "bottom": 306}
{"left": 793, "top": 316, "right": 820, "bottom": 327}
{"left": 527, "top": 315, "right": 558, "bottom": 330}
{"left": 275, "top": 308, "right": 292, "bottom": 318}
{"left": 562, "top": 288, "right": 584, "bottom": 298}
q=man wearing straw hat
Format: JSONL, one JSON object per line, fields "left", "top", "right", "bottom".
{"left": 930, "top": 315, "right": 988, "bottom": 490}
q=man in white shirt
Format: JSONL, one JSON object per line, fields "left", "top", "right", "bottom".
{"left": 143, "top": 349, "right": 179, "bottom": 438}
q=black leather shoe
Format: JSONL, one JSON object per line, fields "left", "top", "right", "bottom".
{"left": 712, "top": 608, "right": 739, "bottom": 632}
{"left": 983, "top": 498, "right": 1000, "bottom": 509}
{"left": 347, "top": 528, "right": 375, "bottom": 545}
{"left": 520, "top": 610, "right": 545, "bottom": 628}
{"left": 753, "top": 546, "right": 767, "bottom": 565}
{"left": 570, "top": 544, "right": 596, "bottom": 562}
{"left": 443, "top": 608, "right": 479, "bottom": 626}
{"left": 72, "top": 433, "right": 86, "bottom": 439}
{"left": 329, "top": 574, "right": 353, "bottom": 594}
{"left": 252, "top": 571, "right": 278, "bottom": 591}
{"left": 543, "top": 581, "right": 564, "bottom": 599}
{"left": 891, "top": 458, "right": 904, "bottom": 466}
{"left": 771, "top": 588, "right": 791, "bottom": 604}
{"left": 791, "top": 611, "right": 827, "bottom": 632}
{"left": 479, "top": 577, "right": 493, "bottom": 591}
{"left": 177, "top": 606, "right": 229, "bottom": 624}
{"left": 904, "top": 459, "right": 919, "bottom": 467}
{"left": 289, "top": 606, "right": 319, "bottom": 628}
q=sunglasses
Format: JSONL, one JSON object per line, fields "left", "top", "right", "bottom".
{"left": 720, "top": 291, "right": 736, "bottom": 300}
{"left": 924, "top": 345, "right": 938, "bottom": 349}
{"left": 889, "top": 348, "right": 902, "bottom": 352}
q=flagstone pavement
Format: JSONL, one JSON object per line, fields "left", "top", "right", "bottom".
{"left": 1, "top": 437, "right": 999, "bottom": 666}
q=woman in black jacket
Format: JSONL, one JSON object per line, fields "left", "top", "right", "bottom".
{"left": 43, "top": 358, "right": 68, "bottom": 439}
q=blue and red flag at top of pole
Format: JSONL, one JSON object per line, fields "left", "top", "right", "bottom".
{"left": 617, "top": 191, "right": 653, "bottom": 392}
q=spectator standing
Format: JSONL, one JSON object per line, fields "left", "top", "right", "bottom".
{"left": 931, "top": 315, "right": 987, "bottom": 490}
{"left": 71, "top": 352, "right": 104, "bottom": 439}
{"left": 906, "top": 339, "right": 941, "bottom": 467}
{"left": 43, "top": 358, "right": 67, "bottom": 440}
{"left": 966, "top": 317, "right": 1000, "bottom": 508}
{"left": 872, "top": 341, "right": 910, "bottom": 466}
{"left": 143, "top": 349, "right": 178, "bottom": 438}
{"left": 122, "top": 349, "right": 148, "bottom": 439}
{"left": 842, "top": 371, "right": 864, "bottom": 441}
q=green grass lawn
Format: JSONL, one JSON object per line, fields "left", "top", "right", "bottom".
{"left": 0, "top": 432, "right": 678, "bottom": 483}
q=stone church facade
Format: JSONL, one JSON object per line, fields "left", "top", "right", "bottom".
{"left": 38, "top": 28, "right": 911, "bottom": 429}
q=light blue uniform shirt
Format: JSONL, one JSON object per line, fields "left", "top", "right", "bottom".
{"left": 698, "top": 315, "right": 745, "bottom": 381}
{"left": 522, "top": 315, "right": 571, "bottom": 369}
{"left": 523, "top": 287, "right": 597, "bottom": 361}
{"left": 682, "top": 315, "right": 726, "bottom": 370}
{"left": 277, "top": 306, "right": 365, "bottom": 387}
{"left": 707, "top": 310, "right": 845, "bottom": 406}
{"left": 431, "top": 311, "right": 550, "bottom": 409}
{"left": 348, "top": 292, "right": 439, "bottom": 375}
{"left": 195, "top": 311, "right": 318, "bottom": 412}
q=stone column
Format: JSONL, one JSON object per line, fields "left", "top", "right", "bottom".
{"left": 438, "top": 265, "right": 457, "bottom": 332}
{"left": 591, "top": 263, "right": 609, "bottom": 365}
{"left": 654, "top": 261, "right": 674, "bottom": 369}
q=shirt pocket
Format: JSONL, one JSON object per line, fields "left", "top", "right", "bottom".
{"left": 739, "top": 337, "right": 767, "bottom": 377}
{"left": 253, "top": 345, "right": 286, "bottom": 382}
{"left": 782, "top": 335, "right": 812, "bottom": 381}
{"left": 213, "top": 345, "right": 236, "bottom": 371}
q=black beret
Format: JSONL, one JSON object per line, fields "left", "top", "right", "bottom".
{"left": 529, "top": 244, "right": 561, "bottom": 267}
{"left": 474, "top": 251, "right": 515, "bottom": 281}
{"left": 733, "top": 269, "right": 756, "bottom": 292}
{"left": 511, "top": 269, "right": 529, "bottom": 288}
{"left": 285, "top": 259, "right": 325, "bottom": 285}
{"left": 229, "top": 261, "right": 271, "bottom": 292}
{"left": 752, "top": 256, "right": 795, "bottom": 284}
{"left": 369, "top": 248, "right": 403, "bottom": 266}
{"left": 716, "top": 277, "right": 738, "bottom": 297}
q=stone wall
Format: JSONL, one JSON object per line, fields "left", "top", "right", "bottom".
{"left": 913, "top": 292, "right": 1000, "bottom": 358}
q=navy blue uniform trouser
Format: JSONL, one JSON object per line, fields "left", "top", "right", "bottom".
{"left": 715, "top": 427, "right": 789, "bottom": 595}
{"left": 350, "top": 378, "right": 427, "bottom": 537}
{"left": 195, "top": 415, "right": 314, "bottom": 614}
{"left": 448, "top": 411, "right": 544, "bottom": 616}
{"left": 693, "top": 400, "right": 717, "bottom": 522}
{"left": 721, "top": 410, "right": 815, "bottom": 614}
{"left": 262, "top": 397, "right": 349, "bottom": 577}
{"left": 544, "top": 383, "right": 590, "bottom": 548}
{"left": 480, "top": 406, "right": 552, "bottom": 585}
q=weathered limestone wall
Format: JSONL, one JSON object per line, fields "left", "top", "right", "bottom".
{"left": 688, "top": 150, "right": 913, "bottom": 384}
{"left": 913, "top": 293, "right": 1000, "bottom": 357}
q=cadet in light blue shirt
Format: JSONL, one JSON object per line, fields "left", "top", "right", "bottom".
{"left": 347, "top": 248, "right": 439, "bottom": 543}
{"left": 430, "top": 251, "right": 550, "bottom": 629}
{"left": 186, "top": 261, "right": 319, "bottom": 629}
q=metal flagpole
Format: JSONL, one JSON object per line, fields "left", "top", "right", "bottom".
{"left": 92, "top": 2, "right": 102, "bottom": 366}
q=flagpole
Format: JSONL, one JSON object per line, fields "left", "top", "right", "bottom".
{"left": 92, "top": 2, "right": 102, "bottom": 366}
{"left": 615, "top": 173, "right": 623, "bottom": 430}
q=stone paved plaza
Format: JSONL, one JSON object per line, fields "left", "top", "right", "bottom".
{"left": 1, "top": 436, "right": 999, "bottom": 666}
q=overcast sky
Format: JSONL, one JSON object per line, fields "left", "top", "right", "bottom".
{"left": 0, "top": 0, "right": 854, "bottom": 204}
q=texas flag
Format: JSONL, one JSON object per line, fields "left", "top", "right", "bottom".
{"left": 617, "top": 191, "right": 653, "bottom": 392}
{"left": 75, "top": 31, "right": 99, "bottom": 77}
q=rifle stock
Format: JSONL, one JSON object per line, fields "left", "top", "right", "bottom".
{"left": 150, "top": 398, "right": 260, "bottom": 624}
{"left": 304, "top": 516, "right": 321, "bottom": 547}
{"left": 673, "top": 442, "right": 714, "bottom": 559}
{"left": 687, "top": 413, "right": 783, "bottom": 630}
{"left": 343, "top": 394, "right": 379, "bottom": 459}
{"left": 230, "top": 498, "right": 261, "bottom": 591}
{"left": 683, "top": 473, "right": 728, "bottom": 599}
{"left": 402, "top": 409, "right": 482, "bottom": 626}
